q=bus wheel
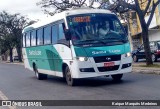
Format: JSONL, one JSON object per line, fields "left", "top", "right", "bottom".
{"left": 34, "top": 65, "right": 47, "bottom": 80}
{"left": 65, "top": 66, "right": 76, "bottom": 86}
{"left": 111, "top": 74, "right": 123, "bottom": 81}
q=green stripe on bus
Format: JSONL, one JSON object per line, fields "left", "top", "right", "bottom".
{"left": 25, "top": 45, "right": 63, "bottom": 72}
{"left": 74, "top": 43, "right": 131, "bottom": 57}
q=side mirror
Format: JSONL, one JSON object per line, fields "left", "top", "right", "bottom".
{"left": 64, "top": 29, "right": 71, "bottom": 41}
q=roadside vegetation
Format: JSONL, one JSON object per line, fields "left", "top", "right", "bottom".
{"left": 0, "top": 11, "right": 35, "bottom": 62}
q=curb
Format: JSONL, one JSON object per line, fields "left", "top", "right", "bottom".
{"left": 0, "top": 61, "right": 24, "bottom": 66}
{"left": 132, "top": 67, "right": 160, "bottom": 75}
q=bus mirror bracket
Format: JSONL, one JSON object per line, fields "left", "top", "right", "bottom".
{"left": 64, "top": 29, "right": 71, "bottom": 41}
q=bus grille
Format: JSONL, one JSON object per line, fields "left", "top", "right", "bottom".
{"left": 93, "top": 55, "right": 121, "bottom": 63}
{"left": 98, "top": 65, "right": 119, "bottom": 72}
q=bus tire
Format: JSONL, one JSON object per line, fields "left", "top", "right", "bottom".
{"left": 111, "top": 74, "right": 123, "bottom": 81}
{"left": 65, "top": 66, "right": 76, "bottom": 86}
{"left": 34, "top": 65, "right": 47, "bottom": 80}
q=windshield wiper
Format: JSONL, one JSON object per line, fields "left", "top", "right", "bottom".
{"left": 79, "top": 39, "right": 106, "bottom": 45}
{"left": 103, "top": 37, "right": 127, "bottom": 43}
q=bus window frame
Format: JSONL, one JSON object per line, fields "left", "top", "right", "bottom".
{"left": 25, "top": 31, "right": 31, "bottom": 47}
{"left": 51, "top": 20, "right": 67, "bottom": 45}
{"left": 37, "top": 27, "right": 44, "bottom": 46}
{"left": 31, "top": 30, "right": 37, "bottom": 46}
{"left": 43, "top": 24, "right": 52, "bottom": 45}
{"left": 51, "top": 24, "right": 58, "bottom": 44}
{"left": 22, "top": 19, "right": 67, "bottom": 48}
{"left": 22, "top": 33, "right": 26, "bottom": 47}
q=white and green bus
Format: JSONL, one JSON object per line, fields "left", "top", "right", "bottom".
{"left": 22, "top": 8, "right": 132, "bottom": 86}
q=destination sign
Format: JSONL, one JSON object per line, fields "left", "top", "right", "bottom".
{"left": 73, "top": 16, "right": 90, "bottom": 23}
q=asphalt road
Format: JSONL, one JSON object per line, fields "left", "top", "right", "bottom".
{"left": 0, "top": 62, "right": 160, "bottom": 109}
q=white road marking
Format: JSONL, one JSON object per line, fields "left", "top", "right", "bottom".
{"left": 0, "top": 90, "right": 16, "bottom": 109}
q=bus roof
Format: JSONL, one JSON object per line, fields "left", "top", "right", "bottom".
{"left": 22, "top": 8, "right": 113, "bottom": 33}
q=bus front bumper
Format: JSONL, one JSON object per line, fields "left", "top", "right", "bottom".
{"left": 71, "top": 56, "right": 132, "bottom": 79}
{"left": 73, "top": 64, "right": 132, "bottom": 79}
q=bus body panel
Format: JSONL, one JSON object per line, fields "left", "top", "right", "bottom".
{"left": 22, "top": 8, "right": 132, "bottom": 80}
{"left": 23, "top": 42, "right": 132, "bottom": 79}
{"left": 23, "top": 44, "right": 73, "bottom": 77}
{"left": 74, "top": 43, "right": 130, "bottom": 57}
{"left": 69, "top": 42, "right": 132, "bottom": 78}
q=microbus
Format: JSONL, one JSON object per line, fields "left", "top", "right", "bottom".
{"left": 22, "top": 8, "right": 132, "bottom": 86}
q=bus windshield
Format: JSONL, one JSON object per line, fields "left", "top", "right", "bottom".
{"left": 67, "top": 13, "right": 128, "bottom": 46}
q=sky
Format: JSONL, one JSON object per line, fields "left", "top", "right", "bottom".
{"left": 0, "top": 0, "right": 132, "bottom": 20}
{"left": 0, "top": 0, "right": 48, "bottom": 20}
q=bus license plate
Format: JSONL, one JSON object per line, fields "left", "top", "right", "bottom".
{"left": 104, "top": 62, "right": 115, "bottom": 67}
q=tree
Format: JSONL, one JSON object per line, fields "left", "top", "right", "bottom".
{"left": 0, "top": 11, "right": 29, "bottom": 62}
{"left": 37, "top": 0, "right": 109, "bottom": 15}
{"left": 0, "top": 14, "right": 15, "bottom": 62}
{"left": 107, "top": 0, "right": 160, "bottom": 65}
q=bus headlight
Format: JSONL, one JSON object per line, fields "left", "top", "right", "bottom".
{"left": 77, "top": 57, "right": 88, "bottom": 61}
{"left": 125, "top": 52, "right": 131, "bottom": 57}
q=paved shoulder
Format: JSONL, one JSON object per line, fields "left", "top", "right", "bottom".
{"left": 133, "top": 67, "right": 160, "bottom": 74}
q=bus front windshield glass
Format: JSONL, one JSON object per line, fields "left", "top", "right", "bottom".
{"left": 67, "top": 13, "right": 128, "bottom": 46}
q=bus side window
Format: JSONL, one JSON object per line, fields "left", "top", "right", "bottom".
{"left": 31, "top": 30, "right": 36, "bottom": 46}
{"left": 57, "top": 23, "right": 66, "bottom": 43}
{"left": 44, "top": 25, "right": 51, "bottom": 45}
{"left": 26, "top": 32, "right": 30, "bottom": 47}
{"left": 23, "top": 33, "right": 26, "bottom": 47}
{"left": 37, "top": 28, "right": 43, "bottom": 45}
{"left": 52, "top": 25, "right": 58, "bottom": 44}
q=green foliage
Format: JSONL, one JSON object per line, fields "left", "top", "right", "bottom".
{"left": 0, "top": 11, "right": 29, "bottom": 62}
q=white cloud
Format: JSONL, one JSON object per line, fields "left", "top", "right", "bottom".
{"left": 0, "top": 0, "right": 48, "bottom": 20}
